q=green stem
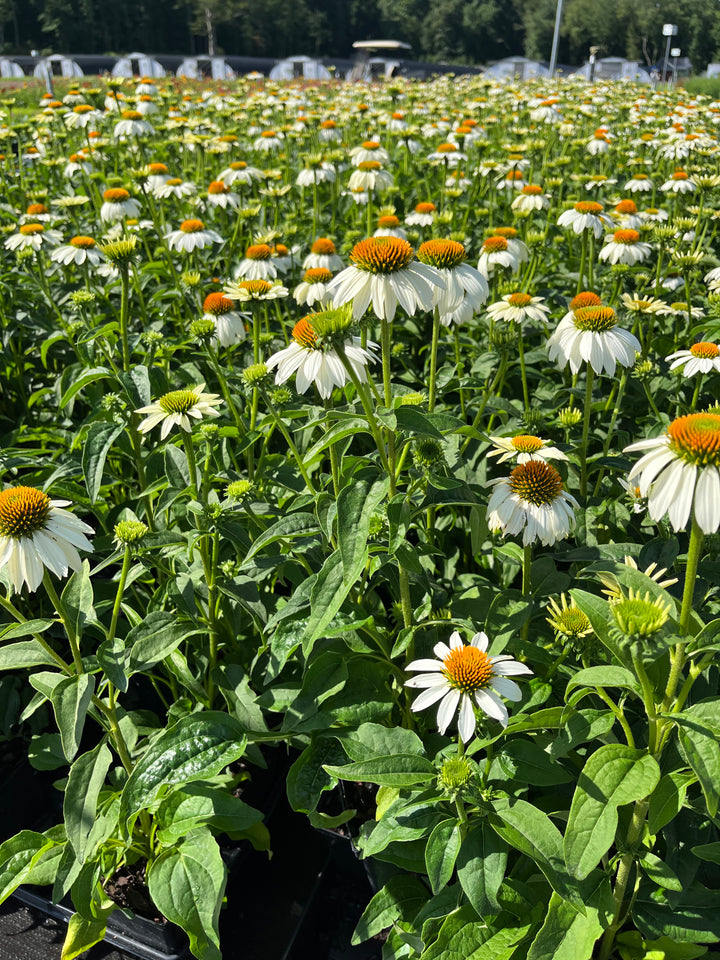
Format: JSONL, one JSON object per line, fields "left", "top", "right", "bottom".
{"left": 678, "top": 517, "right": 704, "bottom": 638}
{"left": 580, "top": 365, "right": 594, "bottom": 500}
{"left": 0, "top": 592, "right": 72, "bottom": 675}
{"left": 428, "top": 306, "right": 441, "bottom": 414}
{"left": 181, "top": 432, "right": 199, "bottom": 501}
{"left": 107, "top": 546, "right": 132, "bottom": 644}
{"left": 43, "top": 571, "right": 83, "bottom": 674}
{"left": 260, "top": 388, "right": 317, "bottom": 495}
{"left": 517, "top": 329, "right": 530, "bottom": 416}
{"left": 119, "top": 264, "right": 131, "bottom": 373}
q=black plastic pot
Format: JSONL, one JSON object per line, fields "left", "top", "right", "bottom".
{"left": 12, "top": 886, "right": 189, "bottom": 960}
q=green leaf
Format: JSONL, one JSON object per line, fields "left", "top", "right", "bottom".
{"left": 127, "top": 612, "right": 197, "bottom": 674}
{"left": 551, "top": 710, "right": 616, "bottom": 759}
{"left": 420, "top": 905, "right": 530, "bottom": 960}
{"left": 119, "top": 712, "right": 246, "bottom": 834}
{"left": 0, "top": 831, "right": 54, "bottom": 903}
{"left": 61, "top": 562, "right": 95, "bottom": 643}
{"left": 50, "top": 674, "right": 96, "bottom": 762}
{"left": 675, "top": 722, "right": 720, "bottom": 818}
{"left": 526, "top": 890, "right": 607, "bottom": 960}
{"left": 302, "top": 418, "right": 372, "bottom": 466}
{"left": 324, "top": 754, "right": 437, "bottom": 787}
{"left": 243, "top": 513, "right": 321, "bottom": 564}
{"left": 425, "top": 819, "right": 461, "bottom": 894}
{"left": 490, "top": 797, "right": 583, "bottom": 909}
{"left": 64, "top": 743, "right": 112, "bottom": 864}
{"left": 286, "top": 737, "right": 347, "bottom": 813}
{"left": 147, "top": 829, "right": 225, "bottom": 960}
{"left": 648, "top": 772, "right": 693, "bottom": 834}
{"left": 0, "top": 640, "right": 61, "bottom": 670}
{"left": 61, "top": 913, "right": 107, "bottom": 960}
{"left": 456, "top": 821, "right": 507, "bottom": 917}
{"left": 571, "top": 589, "right": 628, "bottom": 665}
{"left": 338, "top": 722, "right": 425, "bottom": 762}
{"left": 82, "top": 422, "right": 123, "bottom": 502}
{"left": 640, "top": 852, "right": 683, "bottom": 891}
{"left": 302, "top": 547, "right": 368, "bottom": 655}
{"left": 28, "top": 732, "right": 67, "bottom": 770}
{"left": 59, "top": 366, "right": 112, "bottom": 408}
{"left": 494, "top": 739, "right": 572, "bottom": 786}
{"left": 633, "top": 883, "right": 720, "bottom": 942}
{"left": 96, "top": 636, "right": 128, "bottom": 693}
{"left": 395, "top": 405, "right": 445, "bottom": 438}
{"left": 352, "top": 875, "right": 429, "bottom": 945}
{"left": 690, "top": 842, "right": 720, "bottom": 864}
{"left": 337, "top": 477, "right": 389, "bottom": 578}
{"left": 564, "top": 745, "right": 661, "bottom": 880}
{"left": 156, "top": 783, "right": 263, "bottom": 844}
{"left": 566, "top": 666, "right": 642, "bottom": 698}
{"left": 0, "top": 619, "right": 54, "bottom": 641}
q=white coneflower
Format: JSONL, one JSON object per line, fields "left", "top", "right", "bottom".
{"left": 487, "top": 434, "right": 567, "bottom": 464}
{"left": 486, "top": 460, "right": 578, "bottom": 546}
{"left": 4, "top": 223, "right": 60, "bottom": 251}
{"left": 0, "top": 486, "right": 94, "bottom": 594}
{"left": 557, "top": 201, "right": 614, "bottom": 238}
{"left": 136, "top": 384, "right": 223, "bottom": 439}
{"left": 625, "top": 412, "right": 720, "bottom": 533}
{"left": 293, "top": 268, "right": 334, "bottom": 308}
{"left": 234, "top": 243, "right": 278, "bottom": 281}
{"left": 417, "top": 239, "right": 488, "bottom": 326}
{"left": 303, "top": 238, "right": 344, "bottom": 272}
{"left": 660, "top": 170, "right": 696, "bottom": 194}
{"left": 486, "top": 292, "right": 550, "bottom": 325}
{"left": 64, "top": 104, "right": 102, "bottom": 129}
{"left": 598, "top": 229, "right": 652, "bottom": 266}
{"left": 296, "top": 162, "right": 336, "bottom": 186}
{"left": 427, "top": 142, "right": 466, "bottom": 165}
{"left": 405, "top": 629, "right": 532, "bottom": 740}
{"left": 223, "top": 279, "right": 289, "bottom": 303}
{"left": 547, "top": 304, "right": 640, "bottom": 376}
{"left": 252, "top": 130, "right": 284, "bottom": 151}
{"left": 349, "top": 141, "right": 390, "bottom": 166}
{"left": 165, "top": 219, "right": 223, "bottom": 253}
{"left": 405, "top": 202, "right": 437, "bottom": 227}
{"left": 373, "top": 215, "right": 407, "bottom": 239}
{"left": 347, "top": 161, "right": 394, "bottom": 193}
{"left": 511, "top": 184, "right": 551, "bottom": 213}
{"left": 666, "top": 342, "right": 720, "bottom": 377}
{"left": 623, "top": 173, "right": 654, "bottom": 193}
{"left": 330, "top": 236, "right": 443, "bottom": 322}
{"left": 153, "top": 178, "right": 197, "bottom": 200}
{"left": 205, "top": 180, "right": 239, "bottom": 210}
{"left": 100, "top": 188, "right": 142, "bottom": 224}
{"left": 217, "top": 160, "right": 263, "bottom": 186}
{"left": 266, "top": 312, "right": 378, "bottom": 400}
{"left": 477, "top": 236, "right": 521, "bottom": 277}
{"left": 113, "top": 109, "right": 154, "bottom": 138}
{"left": 202, "top": 292, "right": 248, "bottom": 348}
{"left": 50, "top": 235, "right": 102, "bottom": 266}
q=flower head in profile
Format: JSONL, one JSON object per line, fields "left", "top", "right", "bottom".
{"left": 487, "top": 434, "right": 567, "bottom": 464}
{"left": 486, "top": 460, "right": 578, "bottom": 546}
{"left": 405, "top": 629, "right": 532, "bottom": 740}
{"left": 546, "top": 594, "right": 592, "bottom": 643}
{"left": 223, "top": 279, "right": 289, "bottom": 303}
{"left": 598, "top": 229, "right": 652, "bottom": 266}
{"left": 625, "top": 412, "right": 720, "bottom": 533}
{"left": 547, "top": 304, "right": 640, "bottom": 376}
{"left": 665, "top": 342, "right": 720, "bottom": 377}
{"left": 166, "top": 219, "right": 223, "bottom": 253}
{"left": 417, "top": 239, "right": 488, "bottom": 326}
{"left": 486, "top": 292, "right": 550, "bottom": 326}
{"left": 202, "top": 292, "right": 248, "bottom": 347}
{"left": 266, "top": 305, "right": 378, "bottom": 399}
{"left": 331, "top": 236, "right": 443, "bottom": 321}
{"left": 136, "top": 384, "right": 222, "bottom": 439}
{"left": 557, "top": 201, "right": 613, "bottom": 238}
{"left": 0, "top": 486, "right": 94, "bottom": 594}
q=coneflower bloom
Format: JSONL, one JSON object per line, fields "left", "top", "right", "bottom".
{"left": 374, "top": 215, "right": 407, "bottom": 239}
{"left": 0, "top": 486, "right": 94, "bottom": 594}
{"left": 405, "top": 629, "right": 532, "bottom": 740}
{"left": 136, "top": 384, "right": 222, "bottom": 439}
{"left": 625, "top": 412, "right": 720, "bottom": 533}
{"left": 166, "top": 219, "right": 223, "bottom": 253}
{"left": 331, "top": 236, "right": 442, "bottom": 322}
{"left": 349, "top": 141, "right": 390, "bottom": 166}
{"left": 100, "top": 188, "right": 141, "bottom": 224}
{"left": 303, "top": 238, "right": 344, "bottom": 272}
{"left": 4, "top": 223, "right": 59, "bottom": 251}
{"left": 598, "top": 229, "right": 652, "bottom": 266}
{"left": 660, "top": 171, "right": 696, "bottom": 194}
{"left": 486, "top": 292, "right": 550, "bottom": 326}
{"left": 293, "top": 267, "right": 334, "bottom": 308}
{"left": 666, "top": 342, "right": 720, "bottom": 377}
{"left": 427, "top": 142, "right": 466, "bottom": 165}
{"left": 252, "top": 130, "right": 284, "bottom": 151}
{"left": 266, "top": 313, "right": 378, "bottom": 399}
{"left": 477, "top": 236, "right": 520, "bottom": 277}
{"left": 547, "top": 304, "right": 640, "bottom": 376}
{"left": 416, "top": 239, "right": 488, "bottom": 324}
{"left": 153, "top": 178, "right": 197, "bottom": 200}
{"left": 486, "top": 460, "right": 578, "bottom": 546}
{"left": 405, "top": 202, "right": 437, "bottom": 227}
{"left": 234, "top": 243, "right": 278, "bottom": 281}
{"left": 557, "top": 201, "right": 613, "bottom": 238}
{"left": 205, "top": 180, "right": 239, "bottom": 210}
{"left": 217, "top": 160, "right": 263, "bottom": 186}
{"left": 511, "top": 184, "right": 551, "bottom": 213}
{"left": 202, "top": 292, "right": 248, "bottom": 347}
{"left": 223, "top": 279, "right": 289, "bottom": 303}
{"left": 487, "top": 434, "right": 567, "bottom": 464}
{"left": 623, "top": 173, "right": 654, "bottom": 193}
{"left": 64, "top": 103, "right": 102, "bottom": 129}
{"left": 113, "top": 109, "right": 154, "bottom": 138}
{"left": 347, "top": 161, "right": 393, "bottom": 193}
{"left": 50, "top": 235, "right": 102, "bottom": 266}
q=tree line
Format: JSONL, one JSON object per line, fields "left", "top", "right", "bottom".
{"left": 0, "top": 0, "right": 719, "bottom": 72}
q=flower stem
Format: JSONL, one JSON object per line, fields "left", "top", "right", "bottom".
{"left": 678, "top": 516, "right": 704, "bottom": 637}
{"left": 107, "top": 546, "right": 132, "bottom": 644}
{"left": 260, "top": 387, "right": 318, "bottom": 495}
{"left": 517, "top": 329, "right": 530, "bottom": 416}
{"left": 580, "top": 365, "right": 594, "bottom": 499}
{"left": 43, "top": 572, "right": 83, "bottom": 674}
{"left": 428, "top": 307, "right": 441, "bottom": 413}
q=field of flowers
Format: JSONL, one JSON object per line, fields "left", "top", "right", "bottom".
{"left": 0, "top": 72, "right": 719, "bottom": 960}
